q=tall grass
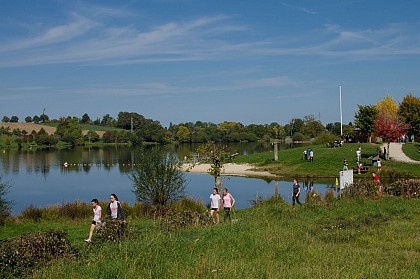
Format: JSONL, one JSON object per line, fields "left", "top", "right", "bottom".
{"left": 27, "top": 197, "right": 420, "bottom": 279}
{"left": 2, "top": 188, "right": 419, "bottom": 278}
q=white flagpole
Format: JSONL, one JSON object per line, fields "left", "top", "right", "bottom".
{"left": 340, "top": 86, "right": 343, "bottom": 136}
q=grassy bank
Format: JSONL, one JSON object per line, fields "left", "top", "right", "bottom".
{"left": 232, "top": 143, "right": 420, "bottom": 178}
{"left": 402, "top": 142, "right": 420, "bottom": 161}
{"left": 1, "top": 197, "right": 419, "bottom": 278}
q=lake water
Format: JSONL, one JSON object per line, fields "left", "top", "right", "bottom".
{"left": 0, "top": 143, "right": 334, "bottom": 214}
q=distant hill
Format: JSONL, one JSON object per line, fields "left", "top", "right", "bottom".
{"left": 0, "top": 122, "right": 108, "bottom": 137}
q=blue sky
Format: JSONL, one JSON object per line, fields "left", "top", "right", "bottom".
{"left": 1, "top": 0, "right": 419, "bottom": 127}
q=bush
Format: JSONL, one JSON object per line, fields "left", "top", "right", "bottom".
{"left": 0, "top": 178, "right": 12, "bottom": 226}
{"left": 305, "top": 190, "right": 324, "bottom": 206}
{"left": 384, "top": 179, "right": 420, "bottom": 198}
{"left": 58, "top": 201, "right": 91, "bottom": 219}
{"left": 96, "top": 219, "right": 129, "bottom": 242}
{"left": 21, "top": 201, "right": 91, "bottom": 222}
{"left": 313, "top": 132, "right": 338, "bottom": 145}
{"left": 171, "top": 197, "right": 206, "bottom": 213}
{"left": 341, "top": 178, "right": 378, "bottom": 198}
{"left": 0, "top": 230, "right": 76, "bottom": 278}
{"left": 21, "top": 205, "right": 43, "bottom": 222}
{"left": 250, "top": 195, "right": 285, "bottom": 208}
{"left": 159, "top": 208, "right": 210, "bottom": 231}
{"left": 121, "top": 201, "right": 154, "bottom": 219}
{"left": 130, "top": 148, "right": 186, "bottom": 208}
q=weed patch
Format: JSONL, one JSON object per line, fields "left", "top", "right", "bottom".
{"left": 0, "top": 230, "right": 76, "bottom": 278}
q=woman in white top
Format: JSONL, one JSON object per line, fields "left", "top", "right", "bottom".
{"left": 209, "top": 188, "right": 221, "bottom": 224}
{"left": 85, "top": 198, "right": 101, "bottom": 243}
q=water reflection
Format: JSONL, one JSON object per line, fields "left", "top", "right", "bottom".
{"left": 0, "top": 143, "right": 333, "bottom": 214}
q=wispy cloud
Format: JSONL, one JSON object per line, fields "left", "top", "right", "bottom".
{"left": 0, "top": 4, "right": 419, "bottom": 68}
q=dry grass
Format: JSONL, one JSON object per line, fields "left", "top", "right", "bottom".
{"left": 0, "top": 122, "right": 106, "bottom": 137}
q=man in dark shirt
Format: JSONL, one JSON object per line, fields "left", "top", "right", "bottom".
{"left": 292, "top": 179, "right": 302, "bottom": 206}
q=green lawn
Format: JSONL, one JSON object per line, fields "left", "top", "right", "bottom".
{"left": 232, "top": 142, "right": 420, "bottom": 178}
{"left": 402, "top": 142, "right": 420, "bottom": 161}
{"left": 2, "top": 197, "right": 419, "bottom": 278}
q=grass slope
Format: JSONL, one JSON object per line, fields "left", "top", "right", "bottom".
{"left": 402, "top": 143, "right": 420, "bottom": 161}
{"left": 1, "top": 197, "right": 419, "bottom": 278}
{"left": 233, "top": 143, "right": 420, "bottom": 178}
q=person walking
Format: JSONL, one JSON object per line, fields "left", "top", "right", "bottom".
{"left": 106, "top": 193, "right": 125, "bottom": 220}
{"left": 222, "top": 188, "right": 235, "bottom": 222}
{"left": 377, "top": 158, "right": 382, "bottom": 172}
{"left": 372, "top": 172, "right": 382, "bottom": 196}
{"left": 356, "top": 146, "right": 362, "bottom": 162}
{"left": 309, "top": 149, "right": 314, "bottom": 162}
{"left": 85, "top": 198, "right": 101, "bottom": 243}
{"left": 292, "top": 179, "right": 302, "bottom": 206}
{"left": 343, "top": 159, "right": 348, "bottom": 171}
{"left": 209, "top": 188, "right": 221, "bottom": 224}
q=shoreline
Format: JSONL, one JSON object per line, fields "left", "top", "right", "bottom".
{"left": 182, "top": 163, "right": 278, "bottom": 178}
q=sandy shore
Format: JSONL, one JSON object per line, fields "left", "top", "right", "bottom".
{"left": 182, "top": 163, "right": 277, "bottom": 178}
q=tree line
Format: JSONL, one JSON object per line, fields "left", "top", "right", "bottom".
{"left": 354, "top": 94, "right": 419, "bottom": 142}
{"left": 1, "top": 93, "right": 419, "bottom": 146}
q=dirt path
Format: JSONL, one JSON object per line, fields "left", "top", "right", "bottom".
{"left": 382, "top": 142, "right": 420, "bottom": 164}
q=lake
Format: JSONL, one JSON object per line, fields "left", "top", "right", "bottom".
{"left": 0, "top": 143, "right": 334, "bottom": 214}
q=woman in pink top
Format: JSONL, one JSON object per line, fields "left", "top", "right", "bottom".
{"left": 222, "top": 188, "right": 235, "bottom": 222}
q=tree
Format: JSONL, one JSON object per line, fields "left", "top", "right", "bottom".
{"left": 10, "top": 116, "right": 19, "bottom": 123}
{"left": 40, "top": 113, "right": 49, "bottom": 123}
{"left": 25, "top": 116, "right": 32, "bottom": 123}
{"left": 374, "top": 95, "right": 410, "bottom": 142}
{"left": 55, "top": 118, "right": 84, "bottom": 146}
{"left": 0, "top": 177, "right": 13, "bottom": 226}
{"left": 326, "top": 122, "right": 341, "bottom": 136}
{"left": 398, "top": 93, "right": 420, "bottom": 137}
{"left": 354, "top": 105, "right": 378, "bottom": 142}
{"left": 176, "top": 126, "right": 191, "bottom": 143}
{"left": 81, "top": 113, "right": 91, "bottom": 124}
{"left": 33, "top": 115, "right": 40, "bottom": 124}
{"left": 84, "top": 131, "right": 100, "bottom": 143}
{"left": 2, "top": 116, "right": 10, "bottom": 123}
{"left": 374, "top": 113, "right": 410, "bottom": 142}
{"left": 130, "top": 148, "right": 186, "bottom": 208}
{"left": 376, "top": 95, "right": 398, "bottom": 118}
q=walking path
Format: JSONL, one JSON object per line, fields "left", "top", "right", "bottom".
{"left": 382, "top": 142, "right": 420, "bottom": 164}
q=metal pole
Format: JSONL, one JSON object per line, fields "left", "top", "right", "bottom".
{"left": 340, "top": 86, "right": 343, "bottom": 136}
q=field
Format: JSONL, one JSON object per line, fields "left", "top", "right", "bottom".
{"left": 1, "top": 197, "right": 419, "bottom": 278}
{"left": 0, "top": 122, "right": 120, "bottom": 137}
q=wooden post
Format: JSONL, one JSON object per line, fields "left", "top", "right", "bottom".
{"left": 272, "top": 140, "right": 280, "bottom": 161}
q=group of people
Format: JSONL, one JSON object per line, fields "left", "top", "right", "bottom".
{"left": 303, "top": 148, "right": 314, "bottom": 162}
{"left": 209, "top": 187, "right": 236, "bottom": 224}
{"left": 85, "top": 193, "right": 124, "bottom": 243}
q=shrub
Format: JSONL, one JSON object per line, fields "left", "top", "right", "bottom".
{"left": 313, "top": 132, "right": 338, "bottom": 145}
{"left": 171, "top": 197, "right": 206, "bottom": 213}
{"left": 250, "top": 195, "right": 285, "bottom": 208}
{"left": 0, "top": 230, "right": 76, "bottom": 278}
{"left": 324, "top": 189, "right": 336, "bottom": 204}
{"left": 130, "top": 148, "right": 186, "bottom": 208}
{"left": 21, "top": 205, "right": 43, "bottom": 222}
{"left": 96, "top": 219, "right": 129, "bottom": 242}
{"left": 305, "top": 190, "right": 324, "bottom": 206}
{"left": 384, "top": 179, "right": 420, "bottom": 198}
{"left": 0, "top": 177, "right": 13, "bottom": 226}
{"left": 58, "top": 201, "right": 91, "bottom": 220}
{"left": 159, "top": 208, "right": 210, "bottom": 231}
{"left": 341, "top": 178, "right": 378, "bottom": 198}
